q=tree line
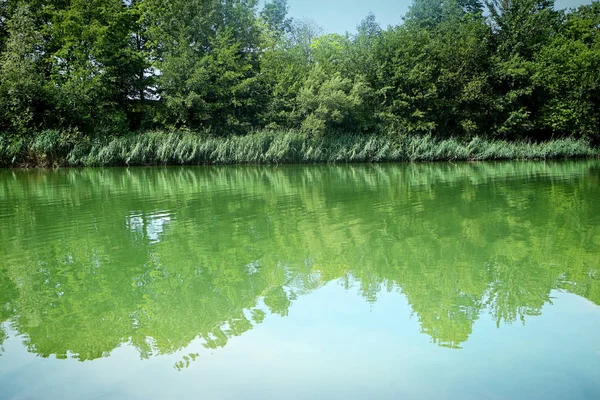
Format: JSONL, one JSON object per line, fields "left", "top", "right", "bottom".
{"left": 0, "top": 0, "right": 599, "bottom": 143}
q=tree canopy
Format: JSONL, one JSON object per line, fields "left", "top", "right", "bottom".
{"left": 0, "top": 0, "right": 599, "bottom": 143}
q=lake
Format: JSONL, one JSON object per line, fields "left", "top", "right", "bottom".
{"left": 0, "top": 161, "right": 599, "bottom": 399}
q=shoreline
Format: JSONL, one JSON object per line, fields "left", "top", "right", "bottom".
{"left": 1, "top": 131, "right": 598, "bottom": 168}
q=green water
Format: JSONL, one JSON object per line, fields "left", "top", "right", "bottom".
{"left": 0, "top": 162, "right": 599, "bottom": 399}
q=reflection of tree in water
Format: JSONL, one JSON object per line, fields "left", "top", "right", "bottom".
{"left": 0, "top": 272, "right": 16, "bottom": 353}
{"left": 0, "top": 161, "right": 598, "bottom": 363}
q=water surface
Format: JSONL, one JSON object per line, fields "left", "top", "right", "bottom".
{"left": 1, "top": 162, "right": 599, "bottom": 399}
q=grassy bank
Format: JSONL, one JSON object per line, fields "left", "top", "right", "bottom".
{"left": 0, "top": 130, "right": 598, "bottom": 167}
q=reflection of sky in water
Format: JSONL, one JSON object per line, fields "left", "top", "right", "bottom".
{"left": 1, "top": 286, "right": 599, "bottom": 400}
{"left": 127, "top": 212, "right": 172, "bottom": 244}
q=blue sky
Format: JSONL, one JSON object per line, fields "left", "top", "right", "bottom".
{"left": 278, "top": 0, "right": 594, "bottom": 34}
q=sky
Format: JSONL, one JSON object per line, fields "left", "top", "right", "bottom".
{"left": 277, "top": 0, "right": 595, "bottom": 34}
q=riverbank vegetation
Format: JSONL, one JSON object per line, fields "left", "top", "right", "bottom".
{"left": 0, "top": 130, "right": 597, "bottom": 167}
{"left": 1, "top": 0, "right": 599, "bottom": 165}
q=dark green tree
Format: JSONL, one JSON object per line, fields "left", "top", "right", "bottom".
{"left": 0, "top": 4, "right": 45, "bottom": 136}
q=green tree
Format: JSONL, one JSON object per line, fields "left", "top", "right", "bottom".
{"left": 260, "top": 0, "right": 291, "bottom": 34}
{"left": 259, "top": 17, "right": 318, "bottom": 129}
{"left": 346, "top": 13, "right": 381, "bottom": 84}
{"left": 45, "top": 0, "right": 146, "bottom": 133}
{"left": 485, "top": 0, "right": 560, "bottom": 138}
{"left": 532, "top": 2, "right": 600, "bottom": 142}
{"left": 374, "top": 0, "right": 492, "bottom": 136}
{"left": 0, "top": 4, "right": 44, "bottom": 136}
{"left": 297, "top": 65, "right": 374, "bottom": 135}
{"left": 142, "top": 0, "right": 265, "bottom": 132}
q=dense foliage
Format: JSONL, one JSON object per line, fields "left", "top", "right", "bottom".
{"left": 0, "top": 0, "right": 599, "bottom": 146}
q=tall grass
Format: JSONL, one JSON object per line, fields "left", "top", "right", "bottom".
{"left": 1, "top": 130, "right": 598, "bottom": 167}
